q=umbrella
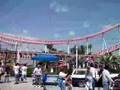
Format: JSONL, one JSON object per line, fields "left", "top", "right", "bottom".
{"left": 32, "top": 54, "right": 60, "bottom": 62}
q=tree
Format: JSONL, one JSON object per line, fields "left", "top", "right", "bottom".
{"left": 46, "top": 44, "right": 57, "bottom": 53}
{"left": 46, "top": 44, "right": 53, "bottom": 50}
{"left": 79, "top": 45, "right": 86, "bottom": 55}
{"left": 88, "top": 44, "right": 92, "bottom": 54}
{"left": 70, "top": 45, "right": 86, "bottom": 55}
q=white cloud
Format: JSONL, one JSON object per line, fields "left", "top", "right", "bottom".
{"left": 49, "top": 1, "right": 69, "bottom": 13}
{"left": 50, "top": 1, "right": 57, "bottom": 8}
{"left": 54, "top": 33, "right": 60, "bottom": 38}
{"left": 22, "top": 29, "right": 28, "bottom": 34}
{"left": 83, "top": 21, "right": 90, "bottom": 28}
{"left": 68, "top": 31, "right": 75, "bottom": 36}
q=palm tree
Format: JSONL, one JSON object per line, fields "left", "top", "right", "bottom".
{"left": 88, "top": 44, "right": 92, "bottom": 54}
{"left": 79, "top": 45, "right": 86, "bottom": 55}
{"left": 70, "top": 45, "right": 86, "bottom": 55}
{"left": 46, "top": 44, "right": 57, "bottom": 53}
{"left": 46, "top": 44, "right": 53, "bottom": 50}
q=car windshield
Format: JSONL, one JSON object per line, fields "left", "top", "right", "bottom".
{"left": 74, "top": 70, "right": 86, "bottom": 75}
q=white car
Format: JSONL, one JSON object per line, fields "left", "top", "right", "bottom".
{"left": 71, "top": 68, "right": 86, "bottom": 87}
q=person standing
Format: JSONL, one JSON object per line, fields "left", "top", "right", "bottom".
{"left": 13, "top": 63, "right": 20, "bottom": 84}
{"left": 21, "top": 64, "right": 28, "bottom": 82}
{"left": 85, "top": 66, "right": 93, "bottom": 90}
{"left": 96, "top": 64, "right": 103, "bottom": 90}
{"left": 4, "top": 64, "right": 11, "bottom": 83}
{"left": 65, "top": 69, "right": 72, "bottom": 90}
{"left": 33, "top": 64, "right": 42, "bottom": 85}
{"left": 58, "top": 67, "right": 67, "bottom": 90}
{"left": 89, "top": 63, "right": 97, "bottom": 90}
{"left": 102, "top": 64, "right": 113, "bottom": 90}
{"left": 0, "top": 62, "right": 4, "bottom": 83}
{"left": 42, "top": 70, "right": 47, "bottom": 90}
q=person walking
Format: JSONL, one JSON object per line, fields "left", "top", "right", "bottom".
{"left": 85, "top": 66, "right": 93, "bottom": 90}
{"left": 33, "top": 64, "right": 42, "bottom": 86}
{"left": 13, "top": 63, "right": 20, "bottom": 84}
{"left": 65, "top": 69, "right": 72, "bottom": 90}
{"left": 89, "top": 63, "right": 97, "bottom": 90}
{"left": 42, "top": 70, "right": 47, "bottom": 90}
{"left": 96, "top": 64, "right": 103, "bottom": 90}
{"left": 102, "top": 64, "right": 114, "bottom": 90}
{"left": 21, "top": 64, "right": 28, "bottom": 82}
{"left": 4, "top": 64, "right": 11, "bottom": 83}
{"left": 0, "top": 62, "right": 4, "bottom": 83}
{"left": 57, "top": 67, "right": 67, "bottom": 90}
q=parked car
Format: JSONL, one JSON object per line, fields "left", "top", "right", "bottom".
{"left": 71, "top": 69, "right": 86, "bottom": 87}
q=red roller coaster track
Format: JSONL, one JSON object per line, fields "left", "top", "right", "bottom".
{"left": 0, "top": 24, "right": 120, "bottom": 56}
{"left": 96, "top": 43, "right": 120, "bottom": 56}
{"left": 0, "top": 24, "right": 120, "bottom": 45}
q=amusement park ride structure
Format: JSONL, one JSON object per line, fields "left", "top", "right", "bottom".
{"left": 0, "top": 24, "right": 120, "bottom": 68}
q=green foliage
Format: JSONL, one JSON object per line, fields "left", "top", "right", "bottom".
{"left": 96, "top": 54, "right": 120, "bottom": 73}
{"left": 46, "top": 44, "right": 57, "bottom": 52}
{"left": 70, "top": 45, "right": 86, "bottom": 55}
{"left": 27, "top": 66, "right": 33, "bottom": 77}
{"left": 46, "top": 44, "right": 53, "bottom": 50}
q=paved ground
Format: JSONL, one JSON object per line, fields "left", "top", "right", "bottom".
{"left": 0, "top": 78, "right": 86, "bottom": 90}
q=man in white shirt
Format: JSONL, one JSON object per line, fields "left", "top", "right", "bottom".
{"left": 13, "top": 63, "right": 20, "bottom": 84}
{"left": 21, "top": 64, "right": 27, "bottom": 82}
{"left": 102, "top": 64, "right": 113, "bottom": 90}
{"left": 90, "top": 63, "right": 97, "bottom": 90}
{"left": 33, "top": 64, "right": 42, "bottom": 85}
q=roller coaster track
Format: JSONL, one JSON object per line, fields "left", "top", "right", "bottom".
{"left": 95, "top": 43, "right": 120, "bottom": 56}
{"left": 0, "top": 24, "right": 120, "bottom": 56}
{"left": 0, "top": 24, "right": 120, "bottom": 45}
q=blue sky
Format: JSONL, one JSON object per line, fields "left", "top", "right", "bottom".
{"left": 0, "top": 0, "right": 120, "bottom": 40}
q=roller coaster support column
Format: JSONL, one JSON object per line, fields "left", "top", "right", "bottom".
{"left": 119, "top": 40, "right": 120, "bottom": 55}
{"left": 44, "top": 45, "right": 48, "bottom": 53}
{"left": 67, "top": 41, "right": 70, "bottom": 55}
{"left": 17, "top": 48, "right": 20, "bottom": 63}
{"left": 86, "top": 38, "right": 89, "bottom": 55}
{"left": 102, "top": 33, "right": 108, "bottom": 54}
{"left": 67, "top": 45, "right": 70, "bottom": 55}
{"left": 15, "top": 42, "right": 20, "bottom": 63}
{"left": 76, "top": 44, "right": 78, "bottom": 69}
{"left": 118, "top": 26, "right": 120, "bottom": 55}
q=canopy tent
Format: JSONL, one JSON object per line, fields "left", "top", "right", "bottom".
{"left": 32, "top": 54, "right": 60, "bottom": 72}
{"left": 32, "top": 54, "right": 60, "bottom": 62}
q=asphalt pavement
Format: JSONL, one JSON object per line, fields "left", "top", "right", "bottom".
{"left": 0, "top": 78, "right": 104, "bottom": 90}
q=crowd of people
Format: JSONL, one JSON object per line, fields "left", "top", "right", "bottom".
{"left": 0, "top": 61, "right": 115, "bottom": 90}
{"left": 13, "top": 63, "right": 28, "bottom": 84}
{"left": 56, "top": 62, "right": 114, "bottom": 90}
{"left": 0, "top": 62, "right": 28, "bottom": 84}
{"left": 85, "top": 63, "right": 113, "bottom": 90}
{"left": 0, "top": 62, "right": 11, "bottom": 83}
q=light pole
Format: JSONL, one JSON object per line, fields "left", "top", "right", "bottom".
{"left": 14, "top": 42, "right": 18, "bottom": 64}
{"left": 76, "top": 44, "right": 78, "bottom": 69}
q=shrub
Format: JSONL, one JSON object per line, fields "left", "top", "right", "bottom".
{"left": 27, "top": 67, "right": 33, "bottom": 77}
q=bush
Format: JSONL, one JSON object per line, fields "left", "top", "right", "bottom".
{"left": 27, "top": 67, "right": 33, "bottom": 77}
